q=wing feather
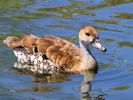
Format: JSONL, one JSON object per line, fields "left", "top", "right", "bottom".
{"left": 40, "top": 36, "right": 82, "bottom": 69}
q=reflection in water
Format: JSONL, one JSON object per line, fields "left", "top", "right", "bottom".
{"left": 18, "top": 86, "right": 58, "bottom": 93}
{"left": 0, "top": 0, "right": 34, "bottom": 9}
{"left": 118, "top": 41, "right": 133, "bottom": 47}
{"left": 80, "top": 71, "right": 106, "bottom": 100}
{"left": 114, "top": 12, "right": 133, "bottom": 19}
{"left": 32, "top": 71, "right": 69, "bottom": 84}
{"left": 13, "top": 62, "right": 106, "bottom": 99}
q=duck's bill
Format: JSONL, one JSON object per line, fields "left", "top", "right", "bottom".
{"left": 91, "top": 39, "right": 106, "bottom": 52}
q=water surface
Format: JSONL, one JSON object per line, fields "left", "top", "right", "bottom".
{"left": 0, "top": 0, "right": 133, "bottom": 100}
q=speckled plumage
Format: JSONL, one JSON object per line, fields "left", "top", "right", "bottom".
{"left": 13, "top": 47, "right": 59, "bottom": 74}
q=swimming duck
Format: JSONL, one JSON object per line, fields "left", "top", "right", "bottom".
{"left": 3, "top": 26, "right": 106, "bottom": 74}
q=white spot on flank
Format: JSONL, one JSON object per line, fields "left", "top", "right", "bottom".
{"left": 43, "top": 65, "right": 47, "bottom": 70}
{"left": 38, "top": 56, "right": 43, "bottom": 62}
{"left": 40, "top": 63, "right": 44, "bottom": 69}
{"left": 34, "top": 58, "right": 38, "bottom": 65}
{"left": 30, "top": 55, "right": 36, "bottom": 63}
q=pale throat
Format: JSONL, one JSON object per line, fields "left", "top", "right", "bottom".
{"left": 79, "top": 40, "right": 96, "bottom": 70}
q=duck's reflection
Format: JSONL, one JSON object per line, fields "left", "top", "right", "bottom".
{"left": 80, "top": 71, "right": 95, "bottom": 99}
{"left": 13, "top": 62, "right": 106, "bottom": 99}
{"left": 32, "top": 71, "right": 69, "bottom": 83}
{"left": 80, "top": 70, "right": 106, "bottom": 100}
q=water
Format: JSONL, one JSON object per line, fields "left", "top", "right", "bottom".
{"left": 0, "top": 0, "right": 133, "bottom": 100}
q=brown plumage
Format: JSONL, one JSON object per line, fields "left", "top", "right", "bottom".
{"left": 3, "top": 36, "right": 21, "bottom": 48}
{"left": 3, "top": 34, "right": 38, "bottom": 53}
{"left": 3, "top": 26, "right": 106, "bottom": 72}
{"left": 35, "top": 36, "right": 82, "bottom": 71}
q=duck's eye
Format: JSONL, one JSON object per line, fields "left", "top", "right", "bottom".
{"left": 86, "top": 33, "right": 90, "bottom": 36}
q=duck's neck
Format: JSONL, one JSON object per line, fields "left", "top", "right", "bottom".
{"left": 79, "top": 40, "right": 96, "bottom": 70}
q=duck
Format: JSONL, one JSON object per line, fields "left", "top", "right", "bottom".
{"left": 3, "top": 26, "right": 106, "bottom": 74}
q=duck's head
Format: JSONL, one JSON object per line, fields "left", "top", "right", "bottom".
{"left": 79, "top": 26, "right": 106, "bottom": 52}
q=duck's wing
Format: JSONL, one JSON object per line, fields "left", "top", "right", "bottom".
{"left": 37, "top": 36, "right": 82, "bottom": 70}
{"left": 20, "top": 34, "right": 38, "bottom": 49}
